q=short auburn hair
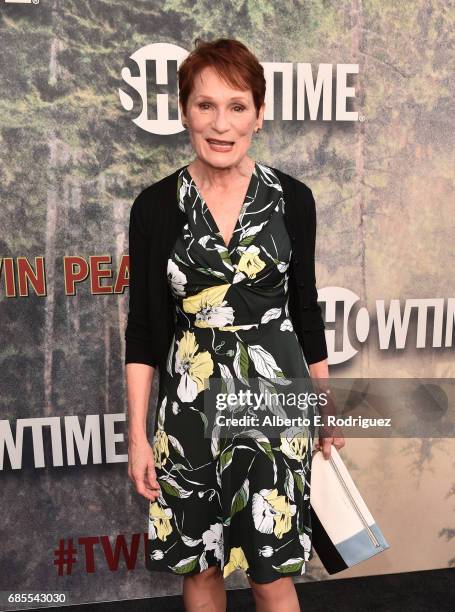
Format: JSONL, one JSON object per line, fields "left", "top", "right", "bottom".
{"left": 178, "top": 37, "right": 266, "bottom": 118}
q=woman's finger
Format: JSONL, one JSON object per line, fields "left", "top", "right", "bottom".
{"left": 321, "top": 437, "right": 333, "bottom": 459}
{"left": 136, "top": 479, "right": 159, "bottom": 500}
{"left": 147, "top": 465, "right": 161, "bottom": 491}
{"left": 333, "top": 436, "right": 346, "bottom": 449}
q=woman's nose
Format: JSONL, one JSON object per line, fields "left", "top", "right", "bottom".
{"left": 212, "top": 112, "right": 231, "bottom": 131}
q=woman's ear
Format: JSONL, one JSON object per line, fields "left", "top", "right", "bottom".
{"left": 179, "top": 103, "right": 187, "bottom": 128}
{"left": 257, "top": 102, "right": 266, "bottom": 130}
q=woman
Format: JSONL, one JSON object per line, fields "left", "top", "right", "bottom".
{"left": 126, "top": 37, "right": 344, "bottom": 612}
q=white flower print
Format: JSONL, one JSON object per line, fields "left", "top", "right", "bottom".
{"left": 252, "top": 488, "right": 297, "bottom": 539}
{"left": 277, "top": 261, "right": 289, "bottom": 273}
{"left": 150, "top": 549, "right": 164, "bottom": 560}
{"left": 167, "top": 259, "right": 187, "bottom": 296}
{"left": 202, "top": 522, "right": 224, "bottom": 562}
{"left": 280, "top": 318, "right": 294, "bottom": 331}
{"left": 175, "top": 331, "right": 214, "bottom": 402}
{"left": 183, "top": 284, "right": 235, "bottom": 328}
{"left": 299, "top": 532, "right": 312, "bottom": 561}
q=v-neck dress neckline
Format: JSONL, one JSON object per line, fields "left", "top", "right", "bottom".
{"left": 182, "top": 162, "right": 258, "bottom": 252}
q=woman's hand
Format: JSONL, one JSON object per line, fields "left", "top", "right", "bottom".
{"left": 314, "top": 431, "right": 345, "bottom": 460}
{"left": 128, "top": 436, "right": 161, "bottom": 502}
{"left": 308, "top": 361, "right": 346, "bottom": 460}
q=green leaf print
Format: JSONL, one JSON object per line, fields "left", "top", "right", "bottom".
{"left": 257, "top": 439, "right": 274, "bottom": 462}
{"left": 238, "top": 235, "right": 256, "bottom": 247}
{"left": 284, "top": 468, "right": 295, "bottom": 502}
{"left": 240, "top": 429, "right": 275, "bottom": 463}
{"left": 159, "top": 475, "right": 193, "bottom": 498}
{"left": 195, "top": 266, "right": 227, "bottom": 280}
{"left": 233, "top": 341, "right": 250, "bottom": 384}
{"left": 220, "top": 448, "right": 233, "bottom": 473}
{"left": 218, "top": 247, "right": 234, "bottom": 270}
{"left": 230, "top": 478, "right": 249, "bottom": 518}
{"left": 293, "top": 471, "right": 304, "bottom": 495}
{"left": 169, "top": 555, "right": 199, "bottom": 574}
{"left": 173, "top": 252, "right": 188, "bottom": 266}
{"left": 272, "top": 557, "right": 305, "bottom": 573}
{"left": 168, "top": 435, "right": 185, "bottom": 457}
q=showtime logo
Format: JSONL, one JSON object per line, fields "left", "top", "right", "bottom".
{"left": 119, "top": 42, "right": 359, "bottom": 135}
{"left": 320, "top": 287, "right": 454, "bottom": 365}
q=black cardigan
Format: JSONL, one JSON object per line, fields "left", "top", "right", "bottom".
{"left": 125, "top": 165, "right": 328, "bottom": 370}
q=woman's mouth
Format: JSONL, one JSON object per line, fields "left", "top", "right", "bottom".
{"left": 206, "top": 139, "right": 234, "bottom": 151}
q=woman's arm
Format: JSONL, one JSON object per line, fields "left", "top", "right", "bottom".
{"left": 126, "top": 363, "right": 160, "bottom": 501}
{"left": 126, "top": 363, "right": 154, "bottom": 442}
{"left": 296, "top": 184, "right": 328, "bottom": 365}
{"left": 125, "top": 192, "right": 161, "bottom": 501}
{"left": 303, "top": 187, "right": 344, "bottom": 457}
{"left": 309, "top": 358, "right": 329, "bottom": 379}
{"left": 125, "top": 192, "right": 161, "bottom": 367}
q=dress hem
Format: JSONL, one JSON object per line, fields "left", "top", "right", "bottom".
{"left": 145, "top": 561, "right": 308, "bottom": 584}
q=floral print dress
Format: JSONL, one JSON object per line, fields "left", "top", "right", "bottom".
{"left": 148, "top": 161, "right": 315, "bottom": 584}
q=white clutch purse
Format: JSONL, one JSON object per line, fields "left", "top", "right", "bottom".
{"left": 309, "top": 445, "right": 390, "bottom": 574}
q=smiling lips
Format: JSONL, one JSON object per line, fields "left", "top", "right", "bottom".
{"left": 207, "top": 138, "right": 234, "bottom": 145}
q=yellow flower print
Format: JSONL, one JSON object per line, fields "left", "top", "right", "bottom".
{"left": 153, "top": 429, "right": 170, "bottom": 469}
{"left": 223, "top": 546, "right": 249, "bottom": 578}
{"left": 233, "top": 245, "right": 266, "bottom": 283}
{"left": 269, "top": 491, "right": 296, "bottom": 539}
{"left": 279, "top": 426, "right": 308, "bottom": 461}
{"left": 252, "top": 488, "right": 297, "bottom": 539}
{"left": 218, "top": 323, "right": 259, "bottom": 332}
{"left": 182, "top": 283, "right": 235, "bottom": 327}
{"left": 149, "top": 502, "right": 173, "bottom": 541}
{"left": 175, "top": 331, "right": 214, "bottom": 402}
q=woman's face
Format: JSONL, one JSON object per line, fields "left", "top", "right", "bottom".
{"left": 180, "top": 65, "right": 264, "bottom": 169}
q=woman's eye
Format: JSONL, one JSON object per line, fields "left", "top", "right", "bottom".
{"left": 198, "top": 103, "right": 245, "bottom": 111}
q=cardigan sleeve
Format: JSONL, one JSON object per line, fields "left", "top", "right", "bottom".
{"left": 124, "top": 191, "right": 159, "bottom": 368}
{"left": 299, "top": 186, "right": 328, "bottom": 365}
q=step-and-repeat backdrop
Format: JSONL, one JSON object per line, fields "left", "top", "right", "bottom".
{"left": 1, "top": 1, "right": 453, "bottom": 609}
